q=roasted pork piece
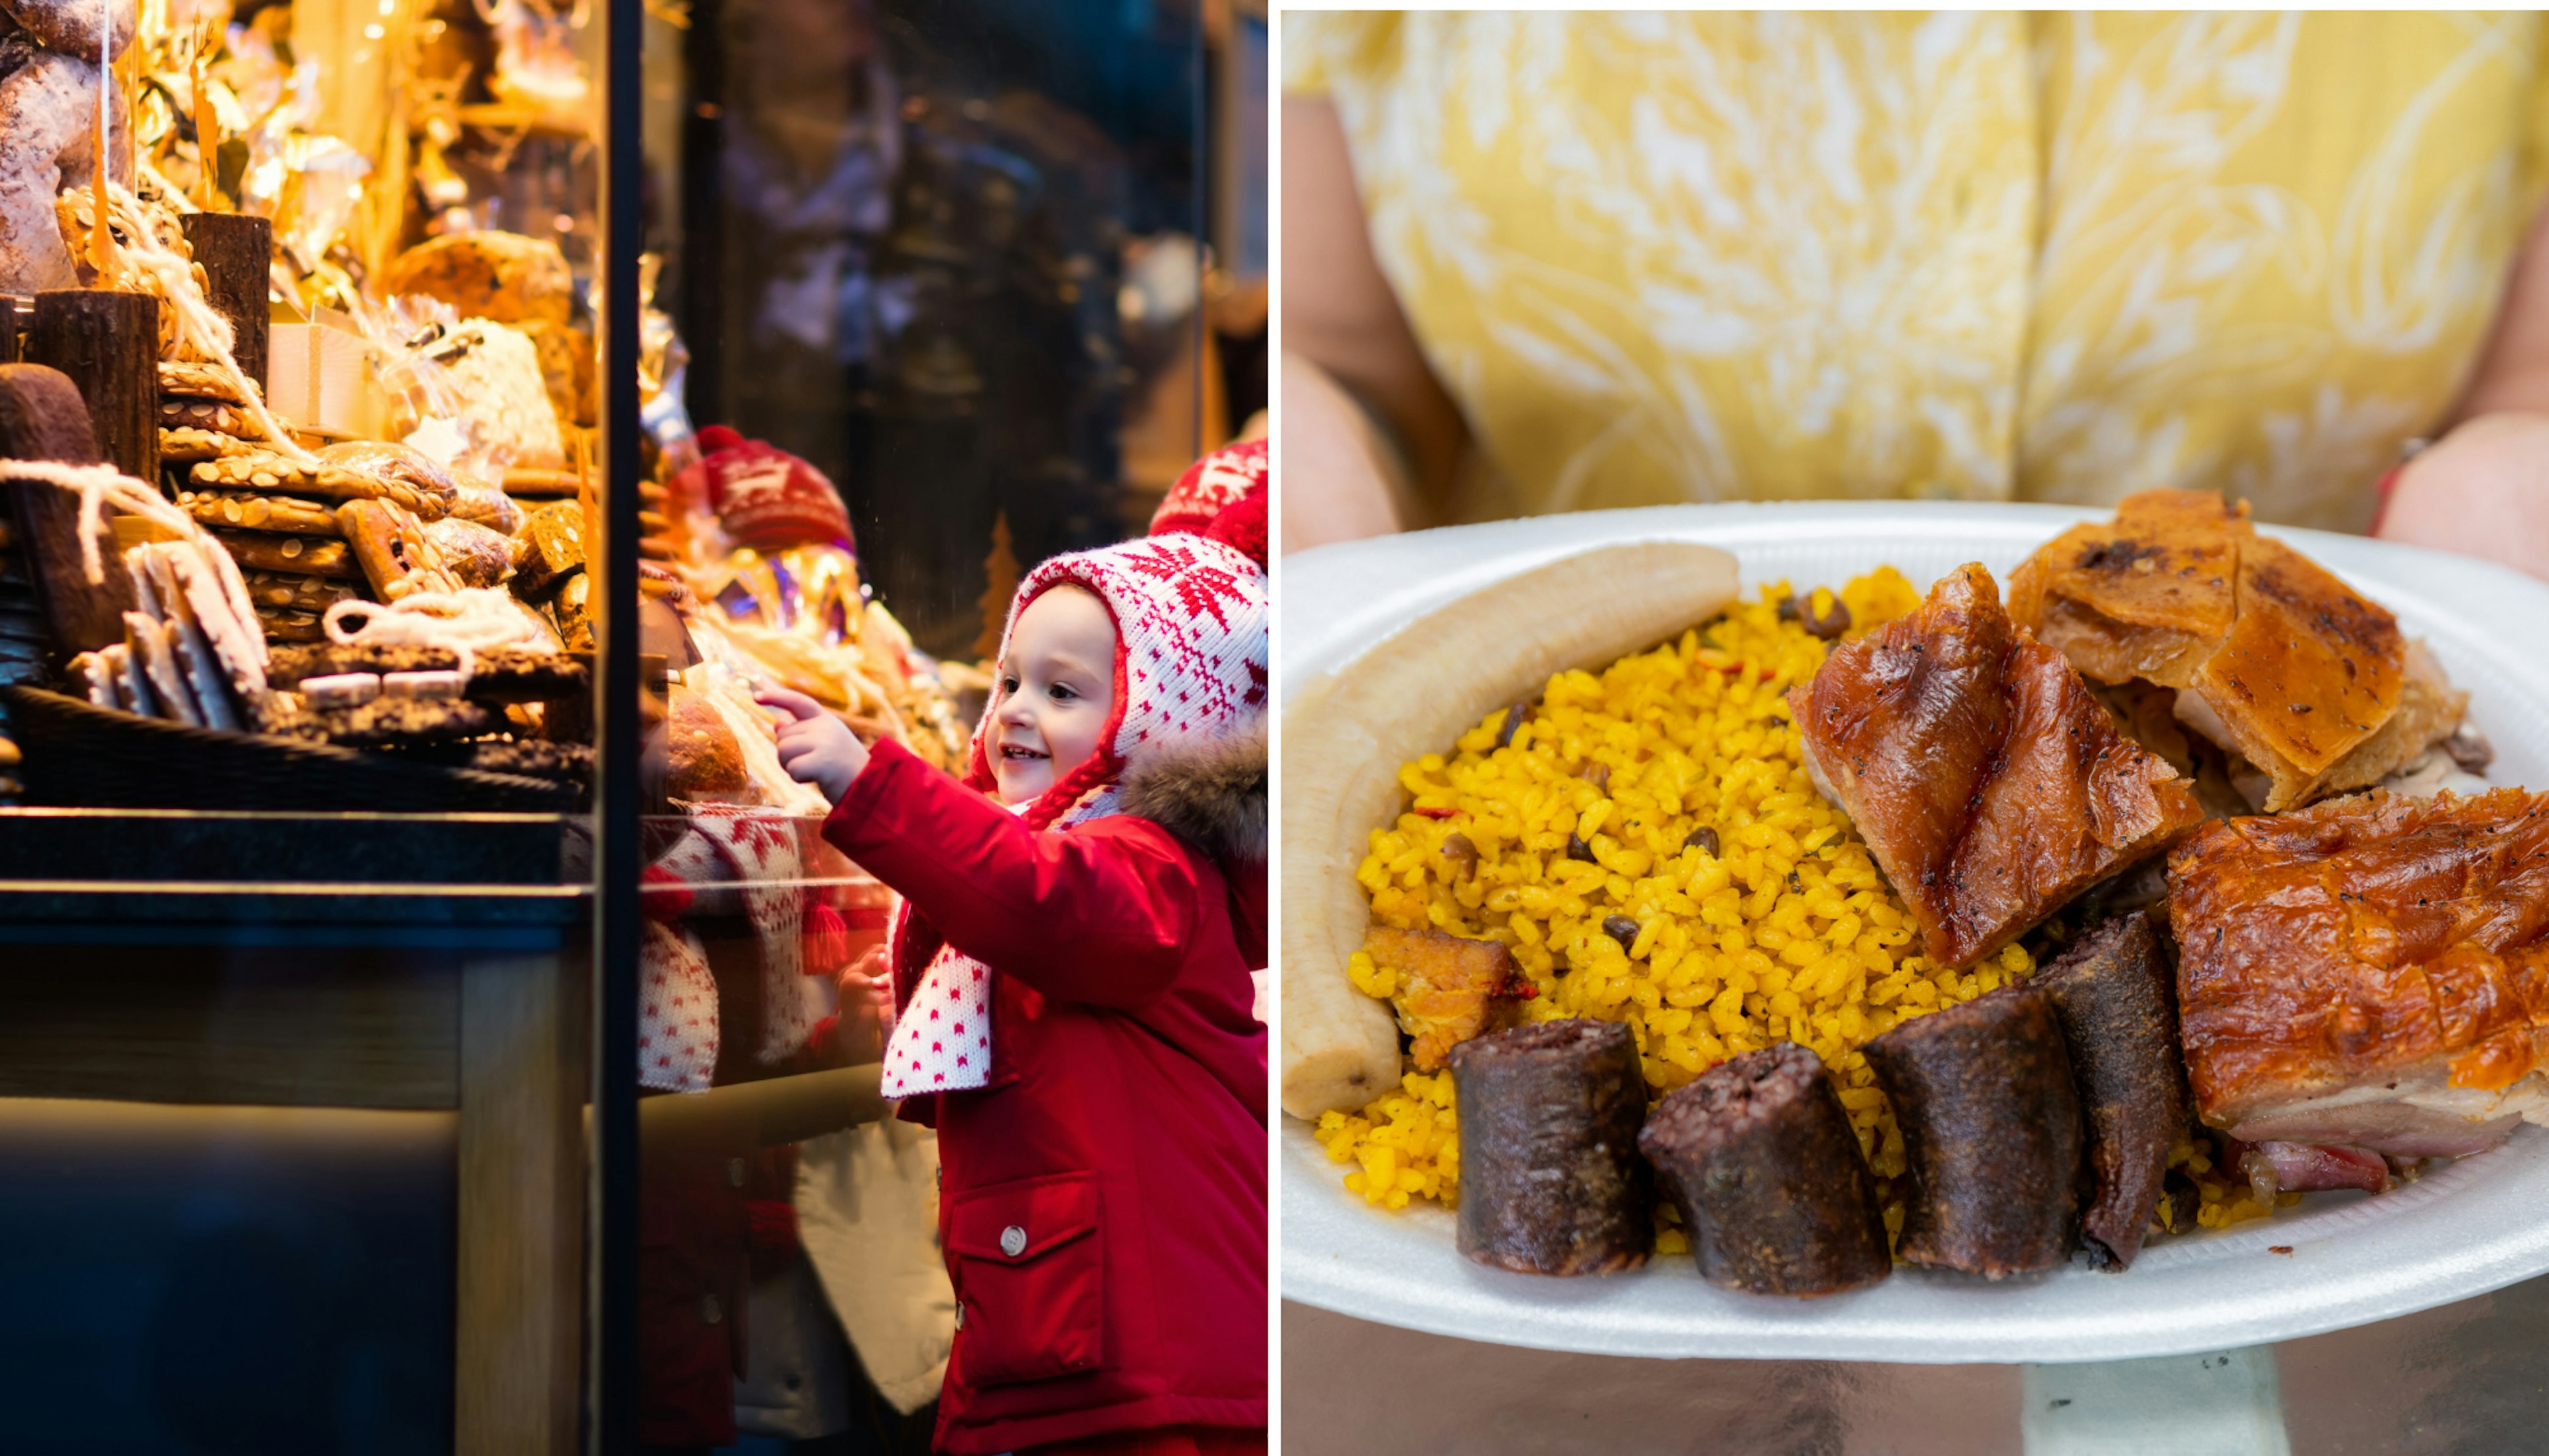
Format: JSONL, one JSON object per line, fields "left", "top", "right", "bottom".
{"left": 1449, "top": 1019, "right": 1654, "bottom": 1276}
{"left": 1865, "top": 980, "right": 2085, "bottom": 1278}
{"left": 1361, "top": 926, "right": 1523, "bottom": 1071}
{"left": 2036, "top": 911, "right": 2188, "bottom": 1271}
{"left": 1790, "top": 563, "right": 2205, "bottom": 969}
{"left": 2169, "top": 788, "right": 2549, "bottom": 1160}
{"left": 2009, "top": 489, "right": 2465, "bottom": 812}
{"left": 1639, "top": 1042, "right": 1892, "bottom": 1297}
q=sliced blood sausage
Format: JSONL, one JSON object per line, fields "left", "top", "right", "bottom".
{"left": 1639, "top": 1041, "right": 1891, "bottom": 1296}
{"left": 2035, "top": 909, "right": 2188, "bottom": 1271}
{"left": 1865, "top": 979, "right": 2083, "bottom": 1278}
{"left": 1448, "top": 1018, "right": 1653, "bottom": 1276}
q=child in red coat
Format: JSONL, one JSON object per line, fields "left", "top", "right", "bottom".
{"left": 759, "top": 441, "right": 1271, "bottom": 1456}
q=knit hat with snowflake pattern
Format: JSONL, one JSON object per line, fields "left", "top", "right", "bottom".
{"left": 967, "top": 437, "right": 1270, "bottom": 832}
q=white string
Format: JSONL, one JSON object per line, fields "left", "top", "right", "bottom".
{"left": 0, "top": 458, "right": 264, "bottom": 666}
{"left": 321, "top": 587, "right": 542, "bottom": 680}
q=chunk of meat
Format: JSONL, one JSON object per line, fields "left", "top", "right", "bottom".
{"left": 2035, "top": 910, "right": 2188, "bottom": 1272}
{"left": 1449, "top": 1019, "right": 1654, "bottom": 1276}
{"left": 1790, "top": 563, "right": 2206, "bottom": 968}
{"left": 2252, "top": 1141, "right": 2392, "bottom": 1197}
{"left": 1363, "top": 926, "right": 1521, "bottom": 1070}
{"left": 2167, "top": 788, "right": 2549, "bottom": 1158}
{"left": 1638, "top": 1042, "right": 1892, "bottom": 1297}
{"left": 1863, "top": 978, "right": 2084, "bottom": 1278}
{"left": 2010, "top": 490, "right": 2464, "bottom": 812}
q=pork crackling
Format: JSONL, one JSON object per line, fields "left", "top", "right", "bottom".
{"left": 1789, "top": 563, "right": 2204, "bottom": 971}
{"left": 2169, "top": 788, "right": 2549, "bottom": 1169}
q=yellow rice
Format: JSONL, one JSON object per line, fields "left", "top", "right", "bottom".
{"left": 1313, "top": 568, "right": 2276, "bottom": 1238}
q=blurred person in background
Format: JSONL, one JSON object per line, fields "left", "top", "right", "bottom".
{"left": 1282, "top": 12, "right": 2549, "bottom": 579}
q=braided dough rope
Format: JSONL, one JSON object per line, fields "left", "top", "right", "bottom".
{"left": 321, "top": 587, "right": 550, "bottom": 682}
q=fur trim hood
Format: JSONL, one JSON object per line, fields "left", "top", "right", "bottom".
{"left": 1117, "top": 720, "right": 1267, "bottom": 865}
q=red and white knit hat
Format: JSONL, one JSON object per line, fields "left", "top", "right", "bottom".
{"left": 1150, "top": 435, "right": 1269, "bottom": 536}
{"left": 969, "top": 437, "right": 1271, "bottom": 832}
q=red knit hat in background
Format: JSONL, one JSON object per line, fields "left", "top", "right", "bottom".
{"left": 1149, "top": 435, "right": 1268, "bottom": 537}
{"left": 692, "top": 425, "right": 858, "bottom": 553}
{"left": 966, "top": 439, "right": 1272, "bottom": 832}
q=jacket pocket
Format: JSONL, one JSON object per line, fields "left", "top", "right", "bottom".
{"left": 943, "top": 1171, "right": 1103, "bottom": 1386}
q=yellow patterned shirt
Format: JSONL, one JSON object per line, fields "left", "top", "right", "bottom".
{"left": 1288, "top": 12, "right": 2549, "bottom": 531}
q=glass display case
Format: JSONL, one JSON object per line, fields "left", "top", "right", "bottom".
{"left": 0, "top": 0, "right": 1249, "bottom": 1447}
{"left": 0, "top": 0, "right": 611, "bottom": 1441}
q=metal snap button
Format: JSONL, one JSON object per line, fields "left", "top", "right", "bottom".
{"left": 701, "top": 1293, "right": 724, "bottom": 1325}
{"left": 999, "top": 1224, "right": 1028, "bottom": 1258}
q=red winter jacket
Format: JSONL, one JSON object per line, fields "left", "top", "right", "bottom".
{"left": 823, "top": 735, "right": 1269, "bottom": 1455}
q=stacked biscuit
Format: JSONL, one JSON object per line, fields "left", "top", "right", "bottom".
{"left": 163, "top": 396, "right": 533, "bottom": 641}
{"left": 67, "top": 536, "right": 269, "bottom": 733}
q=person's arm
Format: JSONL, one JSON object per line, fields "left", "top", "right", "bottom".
{"left": 2376, "top": 195, "right": 2549, "bottom": 577}
{"left": 1281, "top": 96, "right": 1472, "bottom": 551}
{"left": 822, "top": 738, "right": 1201, "bottom": 1009}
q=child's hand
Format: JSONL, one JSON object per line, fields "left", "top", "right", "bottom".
{"left": 840, "top": 946, "right": 895, "bottom": 1057}
{"left": 757, "top": 686, "right": 870, "bottom": 802}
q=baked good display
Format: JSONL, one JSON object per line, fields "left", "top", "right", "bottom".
{"left": 377, "top": 232, "right": 575, "bottom": 328}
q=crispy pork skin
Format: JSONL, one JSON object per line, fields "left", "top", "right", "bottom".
{"left": 2168, "top": 788, "right": 2549, "bottom": 1158}
{"left": 2009, "top": 490, "right": 2465, "bottom": 812}
{"left": 1790, "top": 563, "right": 2205, "bottom": 969}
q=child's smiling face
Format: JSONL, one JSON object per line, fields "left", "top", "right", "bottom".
{"left": 990, "top": 584, "right": 1117, "bottom": 804}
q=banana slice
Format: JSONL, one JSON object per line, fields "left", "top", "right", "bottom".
{"left": 1279, "top": 540, "right": 1740, "bottom": 1121}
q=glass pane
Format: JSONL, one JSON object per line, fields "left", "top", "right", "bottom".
{"left": 627, "top": 0, "right": 1249, "bottom": 1447}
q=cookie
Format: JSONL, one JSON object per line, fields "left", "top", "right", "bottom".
{"left": 160, "top": 396, "right": 248, "bottom": 433}
{"left": 241, "top": 569, "right": 362, "bottom": 613}
{"left": 252, "top": 605, "right": 327, "bottom": 642}
{"left": 159, "top": 425, "right": 258, "bottom": 463}
{"left": 179, "top": 489, "right": 345, "bottom": 536}
{"left": 192, "top": 453, "right": 455, "bottom": 519}
{"left": 157, "top": 360, "right": 252, "bottom": 405}
{"left": 210, "top": 530, "right": 359, "bottom": 578}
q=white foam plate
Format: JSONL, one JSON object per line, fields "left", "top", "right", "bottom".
{"left": 1278, "top": 501, "right": 2549, "bottom": 1363}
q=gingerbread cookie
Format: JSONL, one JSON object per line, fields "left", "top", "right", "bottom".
{"left": 160, "top": 396, "right": 248, "bottom": 434}
{"left": 193, "top": 453, "right": 455, "bottom": 518}
{"left": 179, "top": 489, "right": 346, "bottom": 536}
{"left": 210, "top": 530, "right": 358, "bottom": 578}
{"left": 160, "top": 425, "right": 256, "bottom": 463}
{"left": 158, "top": 361, "right": 252, "bottom": 404}
{"left": 242, "top": 570, "right": 361, "bottom": 614}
